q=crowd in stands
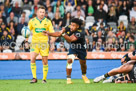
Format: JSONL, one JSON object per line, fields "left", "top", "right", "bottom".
{"left": 0, "top": 0, "right": 136, "bottom": 53}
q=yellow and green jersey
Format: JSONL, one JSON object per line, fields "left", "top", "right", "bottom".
{"left": 28, "top": 17, "right": 54, "bottom": 43}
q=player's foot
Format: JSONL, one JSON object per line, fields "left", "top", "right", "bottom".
{"left": 103, "top": 76, "right": 114, "bottom": 83}
{"left": 30, "top": 78, "right": 37, "bottom": 83}
{"left": 67, "top": 79, "right": 73, "bottom": 84}
{"left": 82, "top": 75, "right": 90, "bottom": 83}
{"left": 93, "top": 75, "right": 105, "bottom": 83}
{"left": 42, "top": 80, "right": 47, "bottom": 84}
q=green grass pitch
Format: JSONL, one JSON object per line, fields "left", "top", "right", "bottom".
{"left": 0, "top": 79, "right": 136, "bottom": 91}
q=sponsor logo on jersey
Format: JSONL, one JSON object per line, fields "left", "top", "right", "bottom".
{"left": 35, "top": 28, "right": 46, "bottom": 33}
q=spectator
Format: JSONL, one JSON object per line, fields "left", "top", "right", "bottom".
{"left": 98, "top": 22, "right": 106, "bottom": 37}
{"left": 29, "top": 0, "right": 40, "bottom": 18}
{"left": 22, "top": 0, "right": 31, "bottom": 10}
{"left": 11, "top": 0, "right": 22, "bottom": 7}
{"left": 47, "top": 6, "right": 54, "bottom": 20}
{"left": 106, "top": 31, "right": 117, "bottom": 44}
{"left": 0, "top": 18, "right": 3, "bottom": 26}
{"left": 98, "top": 0, "right": 108, "bottom": 13}
{"left": 20, "top": 40, "right": 30, "bottom": 52}
{"left": 75, "top": 10, "right": 85, "bottom": 21}
{"left": 64, "top": 0, "right": 77, "bottom": 6}
{"left": 1, "top": 30, "right": 12, "bottom": 53}
{"left": 12, "top": 1, "right": 22, "bottom": 17}
{"left": 93, "top": 30, "right": 105, "bottom": 43}
{"left": 118, "top": 38, "right": 126, "bottom": 51}
{"left": 8, "top": 20, "right": 16, "bottom": 41}
{"left": 128, "top": 17, "right": 136, "bottom": 34}
{"left": 77, "top": 0, "right": 87, "bottom": 11}
{"left": 56, "top": 41, "right": 66, "bottom": 52}
{"left": 117, "top": 0, "right": 123, "bottom": 17}
{"left": 52, "top": 12, "right": 62, "bottom": 31}
{"left": 4, "top": 0, "right": 12, "bottom": 17}
{"left": 7, "top": 12, "right": 18, "bottom": 26}
{"left": 19, "top": 12, "right": 29, "bottom": 23}
{"left": 44, "top": 0, "right": 52, "bottom": 10}
{"left": 17, "top": 17, "right": 27, "bottom": 35}
{"left": 130, "top": 5, "right": 136, "bottom": 20}
{"left": 0, "top": 4, "right": 6, "bottom": 17}
{"left": 117, "top": 21, "right": 126, "bottom": 37}
{"left": 62, "top": 12, "right": 71, "bottom": 27}
{"left": 0, "top": 22, "right": 10, "bottom": 37}
{"left": 0, "top": 11, "right": 6, "bottom": 24}
{"left": 86, "top": 0, "right": 94, "bottom": 16}
{"left": 71, "top": 5, "right": 85, "bottom": 18}
{"left": 94, "top": 4, "right": 107, "bottom": 22}
{"left": 64, "top": 1, "right": 75, "bottom": 13}
{"left": 121, "top": 1, "right": 129, "bottom": 16}
{"left": 88, "top": 23, "right": 98, "bottom": 38}
{"left": 108, "top": 6, "right": 117, "bottom": 22}
{"left": 92, "top": 42, "right": 104, "bottom": 52}
{"left": 127, "top": 35, "right": 136, "bottom": 51}
{"left": 54, "top": 0, "right": 64, "bottom": 17}
{"left": 105, "top": 38, "right": 116, "bottom": 52}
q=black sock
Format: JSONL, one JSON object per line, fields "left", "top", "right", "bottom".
{"left": 104, "top": 73, "right": 110, "bottom": 78}
{"left": 67, "top": 75, "right": 71, "bottom": 78}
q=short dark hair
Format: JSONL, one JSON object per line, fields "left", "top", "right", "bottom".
{"left": 71, "top": 18, "right": 83, "bottom": 27}
{"left": 38, "top": 5, "right": 45, "bottom": 10}
{"left": 129, "top": 35, "right": 135, "bottom": 40}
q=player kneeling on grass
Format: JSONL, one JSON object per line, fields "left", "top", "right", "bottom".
{"left": 94, "top": 50, "right": 136, "bottom": 83}
{"left": 43, "top": 18, "right": 90, "bottom": 84}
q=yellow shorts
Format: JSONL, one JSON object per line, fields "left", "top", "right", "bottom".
{"left": 30, "top": 42, "right": 49, "bottom": 56}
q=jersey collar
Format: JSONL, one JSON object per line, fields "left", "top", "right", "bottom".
{"left": 36, "top": 17, "right": 45, "bottom": 23}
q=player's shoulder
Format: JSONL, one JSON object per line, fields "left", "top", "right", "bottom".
{"left": 29, "top": 17, "right": 36, "bottom": 22}
{"left": 43, "top": 17, "right": 51, "bottom": 23}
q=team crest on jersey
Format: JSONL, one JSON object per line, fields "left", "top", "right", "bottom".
{"left": 76, "top": 33, "right": 80, "bottom": 37}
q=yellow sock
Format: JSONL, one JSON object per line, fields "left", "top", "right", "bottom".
{"left": 43, "top": 64, "right": 48, "bottom": 80}
{"left": 31, "top": 63, "right": 37, "bottom": 79}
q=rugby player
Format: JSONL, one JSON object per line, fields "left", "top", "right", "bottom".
{"left": 43, "top": 18, "right": 90, "bottom": 84}
{"left": 94, "top": 50, "right": 136, "bottom": 83}
{"left": 28, "top": 6, "right": 55, "bottom": 83}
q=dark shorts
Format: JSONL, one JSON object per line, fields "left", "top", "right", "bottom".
{"left": 128, "top": 63, "right": 136, "bottom": 83}
{"left": 68, "top": 48, "right": 87, "bottom": 60}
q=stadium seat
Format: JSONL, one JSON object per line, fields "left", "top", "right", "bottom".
{"left": 14, "top": 35, "right": 25, "bottom": 51}
{"left": 118, "top": 15, "right": 128, "bottom": 27}
{"left": 86, "top": 16, "right": 95, "bottom": 23}
{"left": 119, "top": 15, "right": 128, "bottom": 21}
{"left": 107, "top": 22, "right": 117, "bottom": 33}
{"left": 23, "top": 10, "right": 31, "bottom": 17}
{"left": 85, "top": 22, "right": 94, "bottom": 29}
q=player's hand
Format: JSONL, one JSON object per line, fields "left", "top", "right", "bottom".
{"left": 60, "top": 27, "right": 66, "bottom": 34}
{"left": 42, "top": 31, "right": 49, "bottom": 36}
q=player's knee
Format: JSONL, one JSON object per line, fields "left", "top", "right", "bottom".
{"left": 67, "top": 60, "right": 73, "bottom": 69}
{"left": 67, "top": 59, "right": 73, "bottom": 64}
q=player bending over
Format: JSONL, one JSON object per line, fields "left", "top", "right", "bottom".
{"left": 43, "top": 18, "right": 90, "bottom": 84}
{"left": 28, "top": 6, "right": 55, "bottom": 83}
{"left": 94, "top": 50, "right": 136, "bottom": 83}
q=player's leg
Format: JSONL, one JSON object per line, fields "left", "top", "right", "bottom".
{"left": 79, "top": 59, "right": 90, "bottom": 83}
{"left": 94, "top": 61, "right": 135, "bottom": 83}
{"left": 40, "top": 43, "right": 49, "bottom": 83}
{"left": 30, "top": 52, "right": 39, "bottom": 83}
{"left": 42, "top": 56, "right": 48, "bottom": 83}
{"left": 66, "top": 54, "right": 76, "bottom": 84}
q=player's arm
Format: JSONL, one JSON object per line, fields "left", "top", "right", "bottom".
{"left": 121, "top": 51, "right": 136, "bottom": 64}
{"left": 43, "top": 31, "right": 62, "bottom": 37}
{"left": 62, "top": 34, "right": 78, "bottom": 43}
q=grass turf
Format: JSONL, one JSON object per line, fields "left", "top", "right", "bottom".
{"left": 0, "top": 79, "right": 136, "bottom": 91}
